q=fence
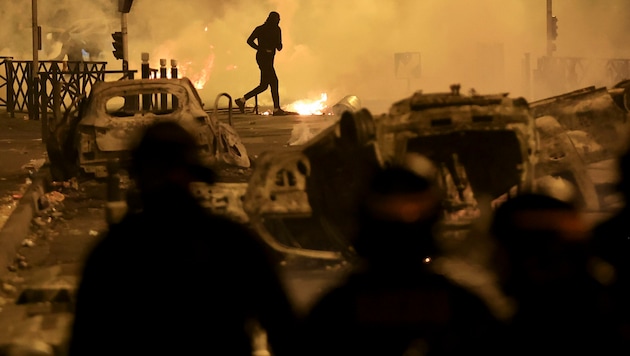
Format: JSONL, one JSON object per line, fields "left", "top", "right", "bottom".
{"left": 0, "top": 56, "right": 248, "bottom": 125}
{"left": 0, "top": 59, "right": 139, "bottom": 119}
{"left": 531, "top": 56, "right": 630, "bottom": 100}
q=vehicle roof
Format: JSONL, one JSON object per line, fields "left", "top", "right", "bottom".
{"left": 89, "top": 77, "right": 200, "bottom": 97}
{"left": 409, "top": 91, "right": 513, "bottom": 110}
{"left": 85, "top": 77, "right": 205, "bottom": 111}
{"left": 386, "top": 90, "right": 533, "bottom": 131}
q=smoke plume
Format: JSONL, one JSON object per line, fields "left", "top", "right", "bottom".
{"left": 2, "top": 0, "right": 630, "bottom": 114}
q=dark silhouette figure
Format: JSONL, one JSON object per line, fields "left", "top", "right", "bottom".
{"left": 68, "top": 121, "right": 298, "bottom": 356}
{"left": 300, "top": 166, "right": 503, "bottom": 356}
{"left": 489, "top": 193, "right": 622, "bottom": 355}
{"left": 235, "top": 11, "right": 287, "bottom": 116}
{"left": 590, "top": 148, "right": 630, "bottom": 348}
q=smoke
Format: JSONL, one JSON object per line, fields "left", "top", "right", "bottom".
{"left": 0, "top": 0, "right": 118, "bottom": 60}
{"left": 2, "top": 0, "right": 630, "bottom": 114}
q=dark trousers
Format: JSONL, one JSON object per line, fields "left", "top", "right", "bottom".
{"left": 244, "top": 51, "right": 280, "bottom": 108}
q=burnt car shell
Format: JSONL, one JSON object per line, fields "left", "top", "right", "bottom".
{"left": 381, "top": 89, "right": 536, "bottom": 205}
{"left": 48, "top": 77, "right": 250, "bottom": 180}
{"left": 529, "top": 83, "right": 630, "bottom": 159}
{"left": 528, "top": 82, "right": 630, "bottom": 210}
{"left": 242, "top": 87, "right": 537, "bottom": 261}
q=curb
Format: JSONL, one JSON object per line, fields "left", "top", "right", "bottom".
{"left": 0, "top": 163, "right": 50, "bottom": 281}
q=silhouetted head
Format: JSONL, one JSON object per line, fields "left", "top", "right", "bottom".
{"left": 490, "top": 193, "right": 590, "bottom": 295}
{"left": 265, "top": 11, "right": 280, "bottom": 26}
{"left": 129, "top": 121, "right": 216, "bottom": 195}
{"left": 353, "top": 166, "right": 443, "bottom": 265}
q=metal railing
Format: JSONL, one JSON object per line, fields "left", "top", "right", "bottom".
{"left": 0, "top": 59, "right": 138, "bottom": 118}
{"left": 532, "top": 56, "right": 630, "bottom": 100}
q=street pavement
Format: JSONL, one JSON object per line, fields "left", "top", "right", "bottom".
{"left": 0, "top": 109, "right": 349, "bottom": 354}
{"left": 0, "top": 107, "right": 622, "bottom": 353}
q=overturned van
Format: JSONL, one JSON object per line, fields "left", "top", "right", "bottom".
{"left": 242, "top": 85, "right": 539, "bottom": 261}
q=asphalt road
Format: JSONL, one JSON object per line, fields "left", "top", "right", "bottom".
{"left": 0, "top": 110, "right": 347, "bottom": 315}
{"left": 0, "top": 108, "right": 624, "bottom": 353}
{"left": 228, "top": 111, "right": 337, "bottom": 157}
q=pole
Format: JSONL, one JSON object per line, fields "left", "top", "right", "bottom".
{"left": 546, "top": 0, "right": 552, "bottom": 57}
{"left": 141, "top": 53, "right": 150, "bottom": 110}
{"left": 121, "top": 12, "right": 129, "bottom": 75}
{"left": 171, "top": 60, "right": 178, "bottom": 108}
{"left": 31, "top": 0, "right": 38, "bottom": 80}
{"left": 31, "top": 0, "right": 39, "bottom": 121}
{"left": 160, "top": 59, "right": 167, "bottom": 110}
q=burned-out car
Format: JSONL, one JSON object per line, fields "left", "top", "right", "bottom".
{"left": 529, "top": 81, "right": 630, "bottom": 211}
{"left": 240, "top": 85, "right": 539, "bottom": 261}
{"left": 46, "top": 77, "right": 250, "bottom": 181}
{"left": 240, "top": 82, "right": 630, "bottom": 262}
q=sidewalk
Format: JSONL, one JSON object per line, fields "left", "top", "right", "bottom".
{"left": 0, "top": 112, "right": 49, "bottom": 280}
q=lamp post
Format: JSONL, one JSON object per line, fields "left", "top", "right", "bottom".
{"left": 118, "top": 0, "right": 134, "bottom": 75}
{"left": 546, "top": 0, "right": 557, "bottom": 57}
{"left": 121, "top": 12, "right": 129, "bottom": 73}
{"left": 31, "top": 0, "right": 38, "bottom": 80}
{"left": 31, "top": 0, "right": 40, "bottom": 121}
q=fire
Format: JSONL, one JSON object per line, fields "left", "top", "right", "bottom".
{"left": 179, "top": 53, "right": 215, "bottom": 89}
{"left": 286, "top": 93, "right": 328, "bottom": 115}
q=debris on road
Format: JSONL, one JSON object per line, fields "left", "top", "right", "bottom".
{"left": 191, "top": 182, "right": 250, "bottom": 223}
{"left": 21, "top": 239, "right": 34, "bottom": 248}
{"left": 1, "top": 283, "right": 17, "bottom": 296}
{"left": 287, "top": 122, "right": 314, "bottom": 146}
{"left": 20, "top": 158, "right": 46, "bottom": 173}
{"left": 51, "top": 177, "right": 79, "bottom": 190}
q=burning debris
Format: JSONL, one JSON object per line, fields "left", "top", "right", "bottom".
{"left": 286, "top": 93, "right": 329, "bottom": 116}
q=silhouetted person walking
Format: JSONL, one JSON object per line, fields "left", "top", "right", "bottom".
{"left": 300, "top": 166, "right": 503, "bottom": 356}
{"left": 68, "top": 121, "right": 299, "bottom": 356}
{"left": 235, "top": 11, "right": 287, "bottom": 116}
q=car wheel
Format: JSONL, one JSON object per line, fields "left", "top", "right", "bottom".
{"left": 339, "top": 108, "right": 375, "bottom": 147}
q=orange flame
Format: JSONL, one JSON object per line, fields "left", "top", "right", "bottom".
{"left": 286, "top": 93, "right": 328, "bottom": 115}
{"left": 179, "top": 53, "right": 215, "bottom": 89}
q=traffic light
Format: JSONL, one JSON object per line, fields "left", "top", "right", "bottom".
{"left": 550, "top": 16, "right": 558, "bottom": 40}
{"left": 112, "top": 31, "right": 124, "bottom": 60}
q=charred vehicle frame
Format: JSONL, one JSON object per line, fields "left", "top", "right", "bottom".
{"left": 46, "top": 77, "right": 250, "bottom": 182}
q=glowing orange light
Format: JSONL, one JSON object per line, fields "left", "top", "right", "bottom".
{"left": 179, "top": 53, "right": 215, "bottom": 89}
{"left": 286, "top": 93, "right": 328, "bottom": 115}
